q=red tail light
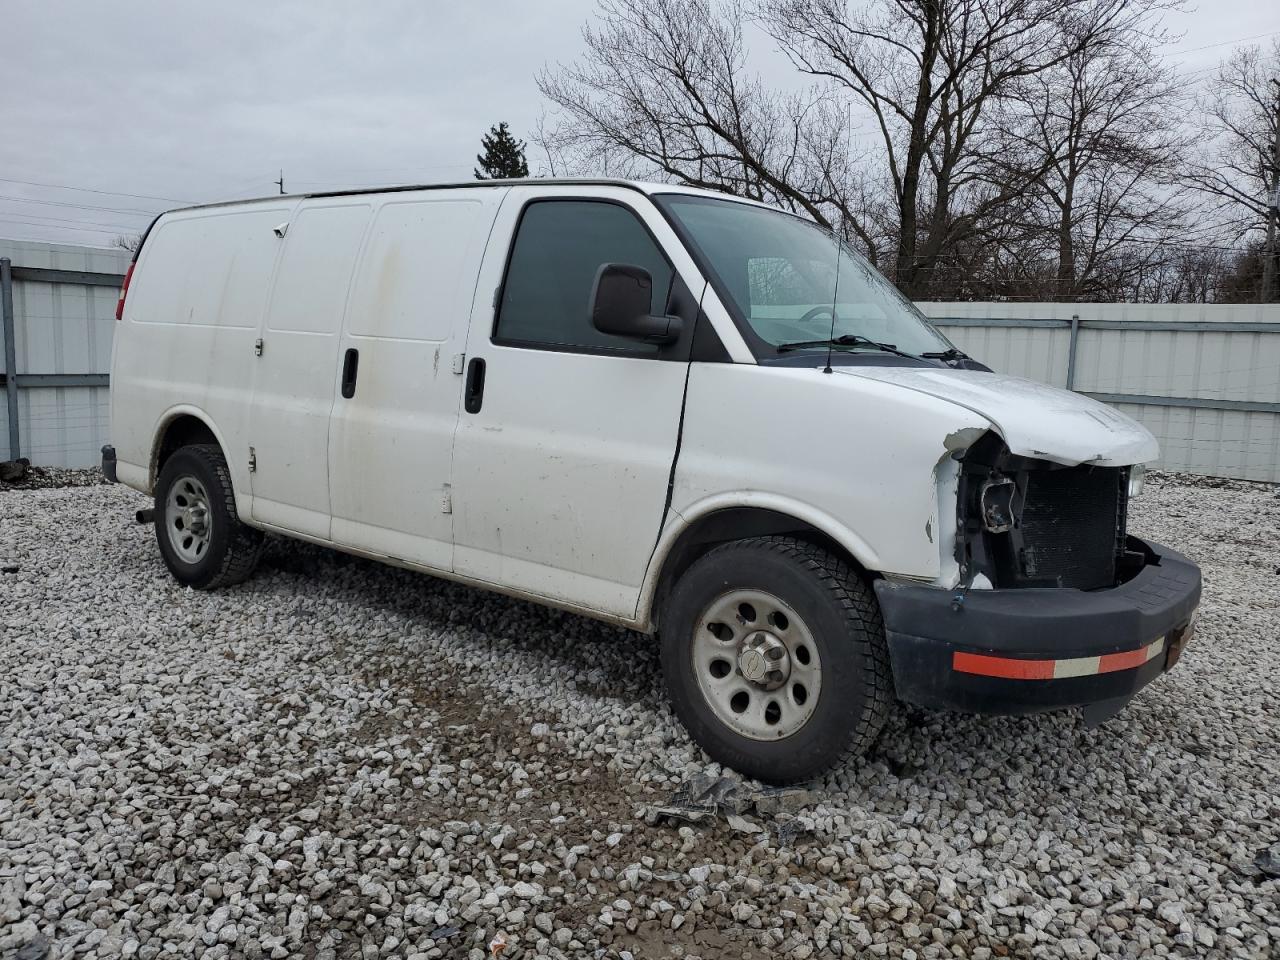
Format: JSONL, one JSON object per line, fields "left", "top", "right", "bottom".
{"left": 115, "top": 262, "right": 135, "bottom": 321}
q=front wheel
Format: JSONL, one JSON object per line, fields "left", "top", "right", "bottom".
{"left": 154, "top": 444, "right": 263, "bottom": 589}
{"left": 661, "top": 536, "right": 892, "bottom": 783}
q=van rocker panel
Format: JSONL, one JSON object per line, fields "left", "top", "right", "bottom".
{"left": 874, "top": 538, "right": 1201, "bottom": 715}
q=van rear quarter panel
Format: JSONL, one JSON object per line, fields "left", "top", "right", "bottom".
{"left": 111, "top": 204, "right": 296, "bottom": 501}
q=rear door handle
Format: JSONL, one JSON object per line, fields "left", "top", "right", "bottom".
{"left": 341, "top": 347, "right": 359, "bottom": 399}
{"left": 464, "top": 357, "right": 486, "bottom": 414}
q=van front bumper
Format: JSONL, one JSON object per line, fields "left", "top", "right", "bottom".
{"left": 873, "top": 539, "right": 1201, "bottom": 715}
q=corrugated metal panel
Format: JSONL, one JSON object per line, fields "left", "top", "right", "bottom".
{"left": 1, "top": 239, "right": 128, "bottom": 467}
{"left": 1113, "top": 403, "right": 1280, "bottom": 479}
{"left": 1071, "top": 327, "right": 1280, "bottom": 402}
{"left": 19, "top": 386, "right": 111, "bottom": 467}
{"left": 943, "top": 324, "right": 1070, "bottom": 386}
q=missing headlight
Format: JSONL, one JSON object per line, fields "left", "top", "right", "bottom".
{"left": 956, "top": 435, "right": 1132, "bottom": 591}
{"left": 980, "top": 475, "right": 1018, "bottom": 533}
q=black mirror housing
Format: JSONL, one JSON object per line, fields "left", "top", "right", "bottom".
{"left": 589, "top": 263, "right": 683, "bottom": 344}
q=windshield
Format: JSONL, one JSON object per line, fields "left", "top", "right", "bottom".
{"left": 657, "top": 194, "right": 952, "bottom": 358}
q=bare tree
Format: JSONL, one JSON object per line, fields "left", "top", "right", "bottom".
{"left": 1185, "top": 40, "right": 1280, "bottom": 239}
{"left": 112, "top": 234, "right": 143, "bottom": 255}
{"left": 1215, "top": 242, "right": 1271, "bottom": 302}
{"left": 540, "top": 0, "right": 1190, "bottom": 301}
{"left": 1183, "top": 40, "right": 1280, "bottom": 301}
{"left": 1133, "top": 246, "right": 1230, "bottom": 303}
{"left": 996, "top": 30, "right": 1190, "bottom": 300}
{"left": 755, "top": 0, "right": 1178, "bottom": 297}
{"left": 535, "top": 0, "right": 887, "bottom": 261}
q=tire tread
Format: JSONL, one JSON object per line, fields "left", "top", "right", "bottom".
{"left": 667, "top": 535, "right": 893, "bottom": 780}
{"left": 158, "top": 444, "right": 263, "bottom": 589}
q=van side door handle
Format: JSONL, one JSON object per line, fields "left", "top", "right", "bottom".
{"left": 341, "top": 348, "right": 359, "bottom": 399}
{"left": 464, "top": 357, "right": 486, "bottom": 414}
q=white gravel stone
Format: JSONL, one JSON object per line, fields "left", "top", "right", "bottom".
{"left": 0, "top": 472, "right": 1277, "bottom": 959}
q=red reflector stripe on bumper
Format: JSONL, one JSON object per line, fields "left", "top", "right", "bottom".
{"left": 952, "top": 636, "right": 1166, "bottom": 680}
{"left": 1097, "top": 647, "right": 1150, "bottom": 673}
{"left": 952, "top": 652, "right": 1055, "bottom": 680}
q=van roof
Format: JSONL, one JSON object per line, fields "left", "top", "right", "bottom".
{"left": 168, "top": 178, "right": 781, "bottom": 215}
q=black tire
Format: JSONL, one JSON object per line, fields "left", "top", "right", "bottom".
{"left": 661, "top": 536, "right": 892, "bottom": 784}
{"left": 154, "top": 444, "right": 263, "bottom": 589}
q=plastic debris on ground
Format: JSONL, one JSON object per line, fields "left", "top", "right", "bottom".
{"left": 639, "top": 770, "right": 816, "bottom": 843}
{"left": 1255, "top": 844, "right": 1280, "bottom": 878}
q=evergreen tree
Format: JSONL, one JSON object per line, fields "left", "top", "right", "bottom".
{"left": 474, "top": 122, "right": 529, "bottom": 180}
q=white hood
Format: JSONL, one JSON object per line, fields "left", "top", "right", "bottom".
{"left": 834, "top": 366, "right": 1158, "bottom": 467}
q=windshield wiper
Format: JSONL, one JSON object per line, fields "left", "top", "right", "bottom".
{"left": 776, "top": 334, "right": 919, "bottom": 359}
{"left": 920, "top": 347, "right": 970, "bottom": 362}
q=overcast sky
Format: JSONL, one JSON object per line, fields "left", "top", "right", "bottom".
{"left": 1, "top": 0, "right": 1275, "bottom": 249}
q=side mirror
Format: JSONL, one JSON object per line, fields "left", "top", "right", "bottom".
{"left": 589, "top": 263, "right": 683, "bottom": 344}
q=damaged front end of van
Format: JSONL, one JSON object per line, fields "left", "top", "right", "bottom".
{"left": 863, "top": 369, "right": 1202, "bottom": 724}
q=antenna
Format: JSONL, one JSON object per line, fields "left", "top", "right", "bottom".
{"left": 823, "top": 100, "right": 854, "bottom": 375}
{"left": 275, "top": 170, "right": 285, "bottom": 195}
{"left": 823, "top": 225, "right": 841, "bottom": 375}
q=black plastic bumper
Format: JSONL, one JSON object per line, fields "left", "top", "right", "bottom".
{"left": 100, "top": 444, "right": 117, "bottom": 483}
{"left": 874, "top": 538, "right": 1201, "bottom": 715}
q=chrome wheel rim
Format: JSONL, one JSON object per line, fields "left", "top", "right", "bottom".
{"left": 692, "top": 589, "right": 822, "bottom": 741}
{"left": 165, "top": 474, "right": 212, "bottom": 564}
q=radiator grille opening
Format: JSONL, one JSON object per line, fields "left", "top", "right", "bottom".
{"left": 1018, "top": 467, "right": 1126, "bottom": 590}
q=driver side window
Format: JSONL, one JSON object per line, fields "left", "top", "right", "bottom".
{"left": 495, "top": 200, "right": 674, "bottom": 354}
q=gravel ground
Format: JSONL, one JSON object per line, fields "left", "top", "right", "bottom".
{"left": 0, "top": 467, "right": 111, "bottom": 493}
{"left": 2, "top": 474, "right": 1277, "bottom": 960}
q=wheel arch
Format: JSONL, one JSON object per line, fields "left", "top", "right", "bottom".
{"left": 640, "top": 495, "right": 883, "bottom": 632}
{"left": 149, "top": 406, "right": 231, "bottom": 491}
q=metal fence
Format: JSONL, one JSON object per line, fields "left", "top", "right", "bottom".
{"left": 0, "top": 240, "right": 129, "bottom": 468}
{"left": 3, "top": 239, "right": 1278, "bottom": 482}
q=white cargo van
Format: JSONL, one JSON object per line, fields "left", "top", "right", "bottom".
{"left": 104, "top": 179, "right": 1200, "bottom": 782}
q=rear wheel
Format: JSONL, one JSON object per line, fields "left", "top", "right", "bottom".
{"left": 154, "top": 444, "right": 263, "bottom": 589}
{"left": 661, "top": 536, "right": 892, "bottom": 783}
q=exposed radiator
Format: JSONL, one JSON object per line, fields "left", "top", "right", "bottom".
{"left": 1018, "top": 467, "right": 1126, "bottom": 590}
